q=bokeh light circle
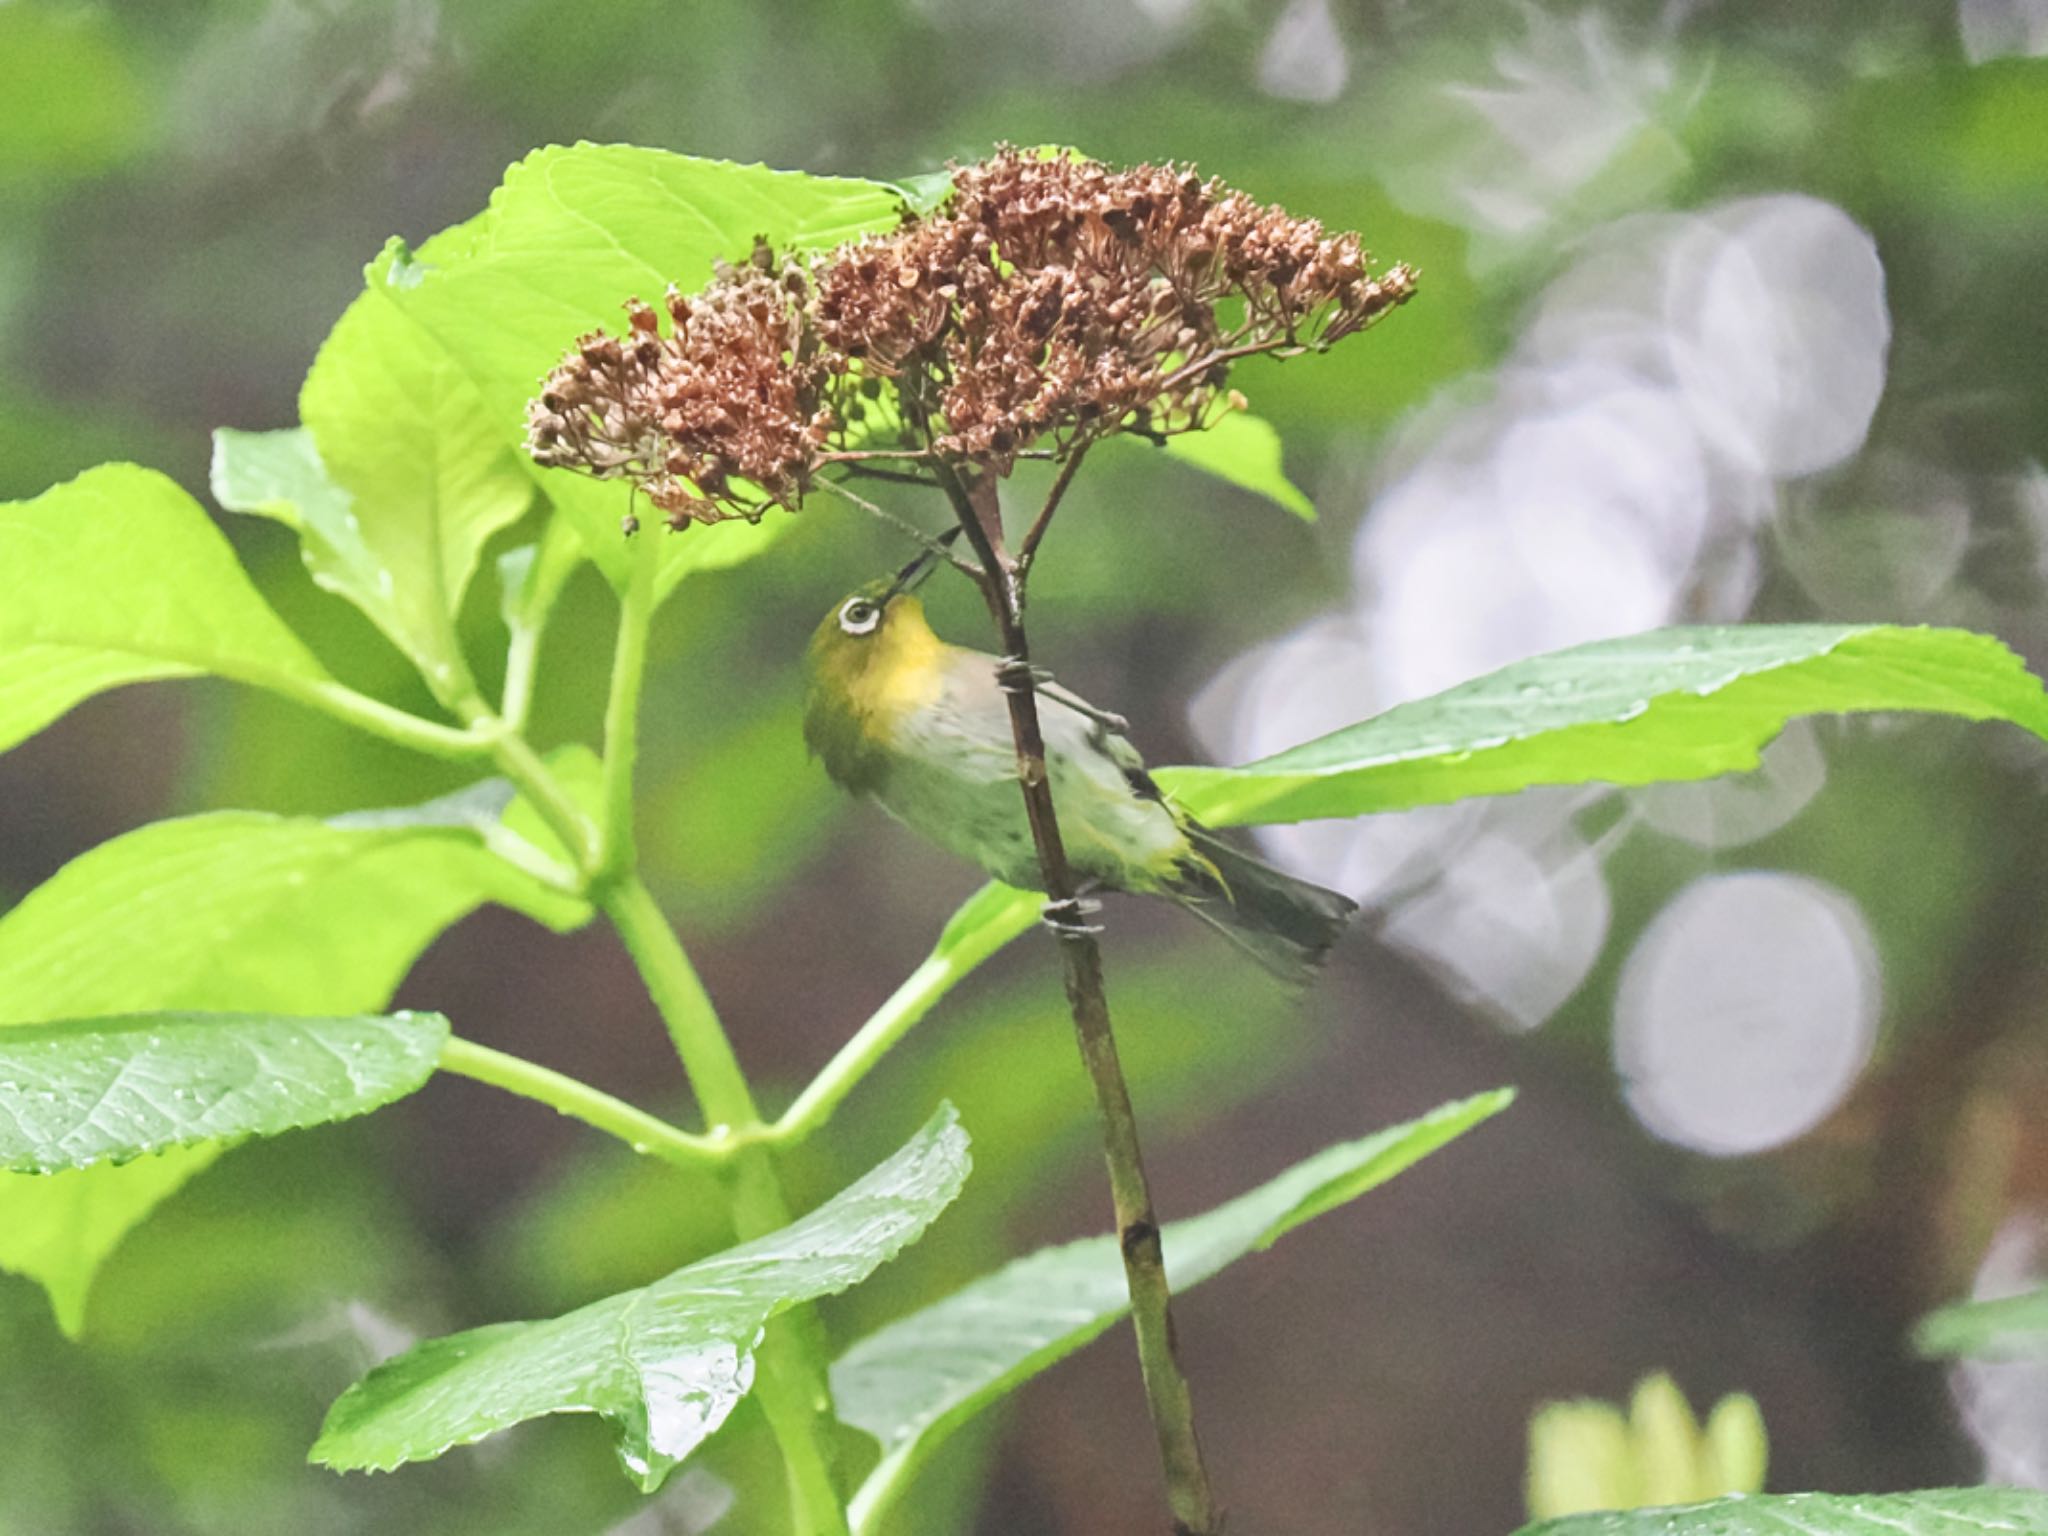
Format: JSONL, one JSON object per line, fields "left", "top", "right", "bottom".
{"left": 1615, "top": 871, "right": 1881, "bottom": 1155}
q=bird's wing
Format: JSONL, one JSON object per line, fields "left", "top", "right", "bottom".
{"left": 945, "top": 648, "right": 1165, "bottom": 804}
{"left": 1035, "top": 681, "right": 1165, "bottom": 804}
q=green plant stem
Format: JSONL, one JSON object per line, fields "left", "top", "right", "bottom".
{"left": 601, "top": 876, "right": 755, "bottom": 1127}
{"left": 729, "top": 1150, "right": 853, "bottom": 1529}
{"left": 501, "top": 626, "right": 543, "bottom": 734}
{"left": 500, "top": 733, "right": 601, "bottom": 872}
{"left": 438, "top": 1036, "right": 726, "bottom": 1171}
{"left": 256, "top": 635, "right": 607, "bottom": 879}
{"left": 283, "top": 675, "right": 494, "bottom": 758}
{"left": 775, "top": 886, "right": 1038, "bottom": 1143}
{"left": 281, "top": 668, "right": 604, "bottom": 883}
{"left": 432, "top": 688, "right": 598, "bottom": 888}
{"left": 598, "top": 529, "right": 660, "bottom": 879}
{"left": 848, "top": 1446, "right": 918, "bottom": 1535}
{"left": 600, "top": 872, "right": 851, "bottom": 1535}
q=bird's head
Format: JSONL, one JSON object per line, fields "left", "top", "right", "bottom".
{"left": 804, "top": 562, "right": 942, "bottom": 677}
{"left": 802, "top": 549, "right": 950, "bottom": 789}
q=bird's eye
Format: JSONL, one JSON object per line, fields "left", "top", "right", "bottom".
{"left": 838, "top": 598, "right": 881, "bottom": 636}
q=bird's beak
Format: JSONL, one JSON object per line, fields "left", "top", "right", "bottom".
{"left": 882, "top": 527, "right": 962, "bottom": 602}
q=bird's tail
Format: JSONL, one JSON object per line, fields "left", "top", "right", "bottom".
{"left": 1166, "top": 823, "right": 1358, "bottom": 985}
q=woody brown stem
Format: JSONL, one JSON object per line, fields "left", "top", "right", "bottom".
{"left": 934, "top": 460, "right": 1220, "bottom": 1536}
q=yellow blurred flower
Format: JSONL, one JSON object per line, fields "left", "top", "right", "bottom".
{"left": 1525, "top": 1371, "right": 1768, "bottom": 1521}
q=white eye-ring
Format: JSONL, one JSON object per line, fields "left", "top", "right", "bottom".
{"left": 838, "top": 597, "right": 882, "bottom": 636}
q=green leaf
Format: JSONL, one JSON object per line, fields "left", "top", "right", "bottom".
{"left": 1161, "top": 625, "right": 2048, "bottom": 827}
{"left": 1154, "top": 409, "right": 1316, "bottom": 519}
{"left": 0, "top": 807, "right": 583, "bottom": 1335}
{"left": 1511, "top": 1489, "right": 2048, "bottom": 1536}
{"left": 210, "top": 426, "right": 412, "bottom": 649}
{"left": 311, "top": 1104, "right": 972, "bottom": 1490}
{"left": 497, "top": 519, "right": 584, "bottom": 651}
{"left": 888, "top": 168, "right": 958, "bottom": 218}
{"left": 295, "top": 277, "right": 534, "bottom": 678}
{"left": 494, "top": 515, "right": 588, "bottom": 729}
{"left": 834, "top": 1089, "right": 1513, "bottom": 1522}
{"left": 1915, "top": 1286, "right": 2048, "bottom": 1359}
{"left": 932, "top": 882, "right": 1040, "bottom": 965}
{"left": 0, "top": 1011, "right": 449, "bottom": 1174}
{"left": 367, "top": 143, "right": 909, "bottom": 593}
{"left": 0, "top": 463, "right": 336, "bottom": 754}
{"left": 387, "top": 144, "right": 909, "bottom": 454}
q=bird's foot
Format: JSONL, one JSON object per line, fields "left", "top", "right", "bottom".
{"left": 1024, "top": 663, "right": 1133, "bottom": 735}
{"left": 1040, "top": 895, "right": 1104, "bottom": 940}
{"left": 993, "top": 654, "right": 1036, "bottom": 695}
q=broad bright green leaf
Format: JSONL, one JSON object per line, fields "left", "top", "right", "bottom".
{"left": 494, "top": 516, "right": 588, "bottom": 730}
{"left": 889, "top": 168, "right": 957, "bottom": 218}
{"left": 0, "top": 1151, "right": 212, "bottom": 1337}
{"left": 210, "top": 427, "right": 418, "bottom": 653}
{"left": 0, "top": 808, "right": 584, "bottom": 1335}
{"left": 367, "top": 143, "right": 908, "bottom": 594}
{"left": 296, "top": 280, "right": 534, "bottom": 678}
{"left": 0, "top": 463, "right": 335, "bottom": 754}
{"left": 1153, "top": 409, "right": 1316, "bottom": 519}
{"left": 834, "top": 1089, "right": 1512, "bottom": 1523}
{"left": 931, "top": 881, "right": 1039, "bottom": 963}
{"left": 1512, "top": 1489, "right": 2048, "bottom": 1536}
{"left": 312, "top": 1104, "right": 972, "bottom": 1491}
{"left": 0, "top": 1011, "right": 449, "bottom": 1174}
{"left": 1915, "top": 1286, "right": 2048, "bottom": 1359}
{"left": 497, "top": 518, "right": 584, "bottom": 649}
{"left": 1162, "top": 625, "right": 2048, "bottom": 827}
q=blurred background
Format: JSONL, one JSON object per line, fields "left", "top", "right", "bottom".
{"left": 6, "top": 1, "right": 2048, "bottom": 1532}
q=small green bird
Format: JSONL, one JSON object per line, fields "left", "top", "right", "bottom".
{"left": 802, "top": 558, "right": 1357, "bottom": 982}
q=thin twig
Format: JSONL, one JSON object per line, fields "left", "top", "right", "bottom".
{"left": 812, "top": 474, "right": 984, "bottom": 579}
{"left": 936, "top": 461, "right": 1220, "bottom": 1536}
{"left": 1018, "top": 439, "right": 1093, "bottom": 577}
{"left": 1152, "top": 336, "right": 1310, "bottom": 398}
{"left": 817, "top": 447, "right": 937, "bottom": 463}
{"left": 838, "top": 462, "right": 938, "bottom": 490}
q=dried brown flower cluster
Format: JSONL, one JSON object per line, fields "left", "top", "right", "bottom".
{"left": 819, "top": 149, "right": 1416, "bottom": 468}
{"left": 527, "top": 252, "right": 835, "bottom": 522}
{"left": 526, "top": 148, "right": 1415, "bottom": 525}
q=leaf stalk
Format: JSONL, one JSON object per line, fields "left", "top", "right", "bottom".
{"left": 438, "top": 1036, "right": 726, "bottom": 1170}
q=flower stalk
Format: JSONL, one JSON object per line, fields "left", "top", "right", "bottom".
{"left": 940, "top": 464, "right": 1220, "bottom": 1534}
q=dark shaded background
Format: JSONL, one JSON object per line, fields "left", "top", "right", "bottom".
{"left": 7, "top": 2, "right": 2048, "bottom": 1533}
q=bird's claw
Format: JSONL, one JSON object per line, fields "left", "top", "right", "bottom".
{"left": 1041, "top": 895, "right": 1104, "bottom": 939}
{"left": 1024, "top": 664, "right": 1131, "bottom": 735}
{"left": 994, "top": 654, "right": 1035, "bottom": 694}
{"left": 1089, "top": 706, "right": 1131, "bottom": 736}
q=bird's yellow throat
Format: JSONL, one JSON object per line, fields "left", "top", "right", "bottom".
{"left": 850, "top": 596, "right": 948, "bottom": 723}
{"left": 803, "top": 592, "right": 955, "bottom": 795}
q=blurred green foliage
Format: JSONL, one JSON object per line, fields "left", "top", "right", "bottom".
{"left": 7, "top": 2, "right": 2048, "bottom": 1534}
